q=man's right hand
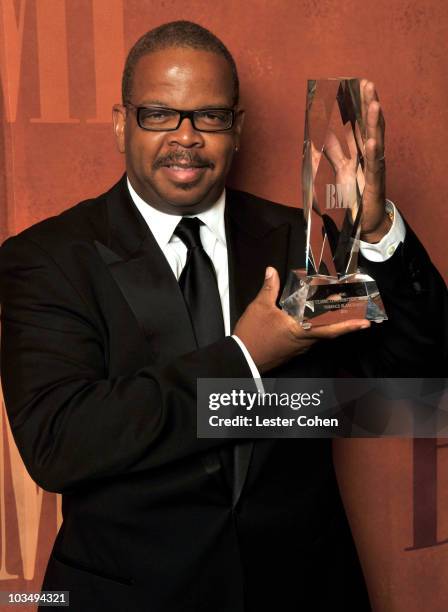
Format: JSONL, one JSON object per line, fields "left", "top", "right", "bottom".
{"left": 233, "top": 267, "right": 371, "bottom": 373}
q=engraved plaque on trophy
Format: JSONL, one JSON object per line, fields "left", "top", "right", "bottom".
{"left": 280, "top": 78, "right": 388, "bottom": 327}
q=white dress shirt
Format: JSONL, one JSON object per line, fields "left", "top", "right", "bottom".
{"left": 127, "top": 178, "right": 406, "bottom": 379}
{"left": 359, "top": 200, "right": 406, "bottom": 261}
{"left": 127, "top": 178, "right": 260, "bottom": 378}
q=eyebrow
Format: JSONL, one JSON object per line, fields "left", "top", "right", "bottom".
{"left": 135, "top": 100, "right": 233, "bottom": 110}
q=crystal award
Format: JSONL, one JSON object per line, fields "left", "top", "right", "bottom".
{"left": 280, "top": 78, "right": 388, "bottom": 327}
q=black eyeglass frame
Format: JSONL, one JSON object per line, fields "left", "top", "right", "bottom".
{"left": 124, "top": 103, "right": 236, "bottom": 133}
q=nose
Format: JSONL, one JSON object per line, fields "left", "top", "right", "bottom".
{"left": 167, "top": 116, "right": 204, "bottom": 148}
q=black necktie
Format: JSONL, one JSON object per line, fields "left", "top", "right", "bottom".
{"left": 174, "top": 217, "right": 234, "bottom": 489}
{"left": 174, "top": 217, "right": 225, "bottom": 347}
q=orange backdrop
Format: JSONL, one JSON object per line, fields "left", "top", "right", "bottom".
{"left": 0, "top": 1, "right": 447, "bottom": 610}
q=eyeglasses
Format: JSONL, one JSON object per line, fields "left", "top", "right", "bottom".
{"left": 125, "top": 104, "right": 235, "bottom": 132}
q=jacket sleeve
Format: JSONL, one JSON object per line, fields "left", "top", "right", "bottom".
{"left": 0, "top": 235, "right": 251, "bottom": 493}
{"left": 336, "top": 223, "right": 448, "bottom": 377}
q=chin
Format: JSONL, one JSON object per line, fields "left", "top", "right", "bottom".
{"left": 163, "top": 185, "right": 218, "bottom": 209}
{"left": 166, "top": 196, "right": 211, "bottom": 211}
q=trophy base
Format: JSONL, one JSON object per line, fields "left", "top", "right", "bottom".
{"left": 280, "top": 270, "right": 388, "bottom": 327}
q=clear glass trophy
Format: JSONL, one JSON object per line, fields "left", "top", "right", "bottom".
{"left": 280, "top": 78, "right": 388, "bottom": 328}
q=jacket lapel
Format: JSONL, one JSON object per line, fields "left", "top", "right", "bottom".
{"left": 225, "top": 190, "right": 293, "bottom": 507}
{"left": 95, "top": 177, "right": 197, "bottom": 362}
{"left": 226, "top": 191, "right": 293, "bottom": 326}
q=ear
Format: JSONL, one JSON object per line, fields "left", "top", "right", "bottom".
{"left": 112, "top": 104, "right": 127, "bottom": 154}
{"left": 233, "top": 108, "right": 245, "bottom": 150}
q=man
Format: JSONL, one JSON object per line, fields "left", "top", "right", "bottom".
{"left": 0, "top": 20, "right": 446, "bottom": 612}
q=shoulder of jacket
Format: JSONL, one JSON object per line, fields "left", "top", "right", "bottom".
{"left": 227, "top": 188, "right": 303, "bottom": 221}
{"left": 1, "top": 189, "right": 110, "bottom": 255}
{"left": 226, "top": 188, "right": 304, "bottom": 237}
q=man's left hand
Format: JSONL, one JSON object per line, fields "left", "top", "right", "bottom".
{"left": 322, "top": 78, "right": 392, "bottom": 244}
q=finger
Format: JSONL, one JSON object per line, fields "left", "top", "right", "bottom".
{"left": 324, "top": 130, "right": 345, "bottom": 171}
{"left": 353, "top": 120, "right": 365, "bottom": 163}
{"left": 361, "top": 80, "right": 378, "bottom": 117}
{"left": 359, "top": 78, "right": 369, "bottom": 92}
{"left": 303, "top": 318, "right": 371, "bottom": 340}
{"left": 345, "top": 121, "right": 359, "bottom": 163}
{"left": 256, "top": 267, "right": 280, "bottom": 305}
{"left": 360, "top": 78, "right": 369, "bottom": 126}
{"left": 364, "top": 137, "right": 385, "bottom": 191}
{"left": 364, "top": 80, "right": 378, "bottom": 105}
{"left": 310, "top": 140, "right": 323, "bottom": 180}
{"left": 366, "top": 100, "right": 384, "bottom": 154}
{"left": 360, "top": 79, "right": 379, "bottom": 137}
{"left": 361, "top": 80, "right": 385, "bottom": 148}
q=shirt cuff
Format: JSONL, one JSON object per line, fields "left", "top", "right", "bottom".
{"left": 359, "top": 200, "right": 406, "bottom": 262}
{"left": 231, "top": 335, "right": 265, "bottom": 394}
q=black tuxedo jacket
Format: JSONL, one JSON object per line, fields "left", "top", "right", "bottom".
{"left": 0, "top": 176, "right": 446, "bottom": 611}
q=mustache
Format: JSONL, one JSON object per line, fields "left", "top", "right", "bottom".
{"left": 153, "top": 151, "right": 214, "bottom": 170}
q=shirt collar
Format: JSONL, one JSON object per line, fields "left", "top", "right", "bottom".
{"left": 127, "top": 177, "right": 226, "bottom": 250}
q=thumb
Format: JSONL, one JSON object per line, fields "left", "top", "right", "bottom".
{"left": 257, "top": 267, "right": 280, "bottom": 305}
